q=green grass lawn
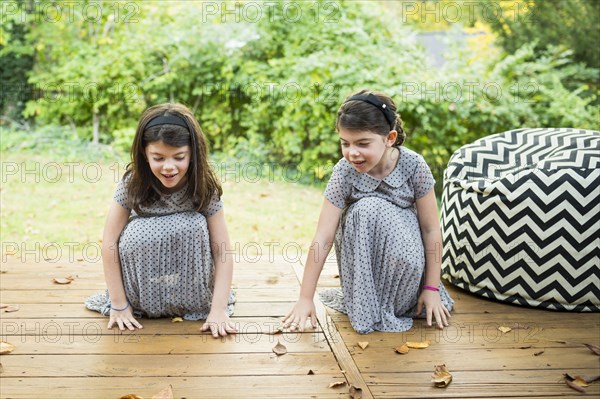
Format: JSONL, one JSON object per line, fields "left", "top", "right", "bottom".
{"left": 1, "top": 151, "right": 323, "bottom": 262}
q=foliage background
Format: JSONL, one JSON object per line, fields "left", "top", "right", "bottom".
{"left": 1, "top": 0, "right": 599, "bottom": 191}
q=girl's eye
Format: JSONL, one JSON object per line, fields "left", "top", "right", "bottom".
{"left": 153, "top": 158, "right": 163, "bottom": 162}
{"left": 341, "top": 142, "right": 349, "bottom": 147}
{"left": 175, "top": 157, "right": 185, "bottom": 161}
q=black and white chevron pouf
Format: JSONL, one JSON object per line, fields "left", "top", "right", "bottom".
{"left": 441, "top": 128, "right": 600, "bottom": 311}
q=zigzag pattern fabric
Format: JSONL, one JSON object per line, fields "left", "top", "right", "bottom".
{"left": 440, "top": 128, "right": 600, "bottom": 311}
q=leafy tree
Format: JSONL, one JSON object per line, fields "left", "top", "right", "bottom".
{"left": 0, "top": 0, "right": 35, "bottom": 124}
{"left": 486, "top": 0, "right": 599, "bottom": 69}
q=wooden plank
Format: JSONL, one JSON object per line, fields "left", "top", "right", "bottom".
{"left": 366, "top": 370, "right": 600, "bottom": 398}
{"left": 291, "top": 260, "right": 374, "bottom": 399}
{"left": 0, "top": 375, "right": 350, "bottom": 399}
{"left": 0, "top": 332, "right": 329, "bottom": 355}
{"left": 0, "top": 287, "right": 300, "bottom": 303}
{"left": 328, "top": 307, "right": 600, "bottom": 327}
{"left": 0, "top": 353, "right": 341, "bottom": 377}
{"left": 0, "top": 266, "right": 300, "bottom": 288}
{"left": 332, "top": 316, "right": 600, "bottom": 348}
{"left": 349, "top": 346, "right": 600, "bottom": 373}
{"left": 0, "top": 302, "right": 295, "bottom": 318}
{"left": 0, "top": 317, "right": 320, "bottom": 336}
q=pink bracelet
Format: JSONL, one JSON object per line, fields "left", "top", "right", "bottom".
{"left": 423, "top": 285, "right": 439, "bottom": 292}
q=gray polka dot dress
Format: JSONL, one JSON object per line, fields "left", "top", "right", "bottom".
{"left": 319, "top": 147, "right": 453, "bottom": 333}
{"left": 85, "top": 176, "right": 235, "bottom": 320}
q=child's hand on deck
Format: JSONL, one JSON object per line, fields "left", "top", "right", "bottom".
{"left": 417, "top": 290, "right": 451, "bottom": 329}
{"left": 201, "top": 311, "right": 238, "bottom": 338}
{"left": 282, "top": 298, "right": 317, "bottom": 332}
{"left": 108, "top": 308, "right": 143, "bottom": 331}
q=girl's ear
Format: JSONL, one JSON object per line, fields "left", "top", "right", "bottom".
{"left": 386, "top": 130, "right": 398, "bottom": 147}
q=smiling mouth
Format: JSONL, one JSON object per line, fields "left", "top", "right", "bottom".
{"left": 162, "top": 173, "right": 178, "bottom": 179}
{"left": 352, "top": 161, "right": 366, "bottom": 166}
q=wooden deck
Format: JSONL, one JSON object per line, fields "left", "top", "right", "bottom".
{"left": 1, "top": 256, "right": 599, "bottom": 398}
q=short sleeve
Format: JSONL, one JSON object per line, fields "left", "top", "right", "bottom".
{"left": 201, "top": 192, "right": 223, "bottom": 218}
{"left": 113, "top": 178, "right": 131, "bottom": 210}
{"left": 412, "top": 155, "right": 436, "bottom": 199}
{"left": 324, "top": 161, "right": 351, "bottom": 209}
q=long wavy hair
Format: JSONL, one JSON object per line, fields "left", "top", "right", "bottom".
{"left": 336, "top": 89, "right": 406, "bottom": 146}
{"left": 124, "top": 103, "right": 222, "bottom": 213}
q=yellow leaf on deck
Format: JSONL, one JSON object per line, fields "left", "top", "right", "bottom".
{"left": 0, "top": 342, "right": 15, "bottom": 355}
{"left": 394, "top": 344, "right": 410, "bottom": 354}
{"left": 431, "top": 364, "right": 453, "bottom": 388}
{"left": 53, "top": 276, "right": 75, "bottom": 284}
{"left": 572, "top": 377, "right": 589, "bottom": 387}
{"left": 120, "top": 395, "right": 144, "bottom": 399}
{"left": 328, "top": 381, "right": 346, "bottom": 388}
{"left": 357, "top": 341, "right": 369, "bottom": 350}
{"left": 498, "top": 326, "right": 512, "bottom": 334}
{"left": 171, "top": 317, "right": 183, "bottom": 323}
{"left": 406, "top": 340, "right": 431, "bottom": 349}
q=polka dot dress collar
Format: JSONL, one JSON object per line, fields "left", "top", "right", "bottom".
{"left": 349, "top": 147, "right": 410, "bottom": 192}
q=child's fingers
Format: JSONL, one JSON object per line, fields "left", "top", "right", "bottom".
{"left": 287, "top": 316, "right": 301, "bottom": 332}
{"left": 226, "top": 321, "right": 238, "bottom": 333}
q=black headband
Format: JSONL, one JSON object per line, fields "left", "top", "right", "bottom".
{"left": 145, "top": 115, "right": 190, "bottom": 130}
{"left": 345, "top": 93, "right": 396, "bottom": 130}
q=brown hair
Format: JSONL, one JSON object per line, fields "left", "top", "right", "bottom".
{"left": 125, "top": 103, "right": 222, "bottom": 213}
{"left": 336, "top": 89, "right": 406, "bottom": 146}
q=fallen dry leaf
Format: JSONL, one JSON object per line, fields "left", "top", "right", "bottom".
{"left": 2, "top": 305, "right": 20, "bottom": 313}
{"left": 565, "top": 379, "right": 586, "bottom": 393}
{"left": 543, "top": 338, "right": 567, "bottom": 344}
{"left": 406, "top": 340, "right": 431, "bottom": 349}
{"left": 272, "top": 341, "right": 287, "bottom": 356}
{"left": 267, "top": 327, "right": 283, "bottom": 335}
{"left": 431, "top": 364, "right": 453, "bottom": 388}
{"left": 53, "top": 276, "right": 75, "bottom": 284}
{"left": 120, "top": 395, "right": 144, "bottom": 399}
{"left": 534, "top": 350, "right": 545, "bottom": 356}
{"left": 572, "top": 377, "right": 589, "bottom": 388}
{"left": 171, "top": 317, "right": 183, "bottom": 323}
{"left": 333, "top": 274, "right": 340, "bottom": 279}
{"left": 151, "top": 385, "right": 173, "bottom": 399}
{"left": 266, "top": 276, "right": 278, "bottom": 284}
{"left": 394, "top": 344, "right": 410, "bottom": 354}
{"left": 519, "top": 345, "right": 532, "bottom": 349}
{"left": 349, "top": 385, "right": 363, "bottom": 399}
{"left": 565, "top": 373, "right": 577, "bottom": 381}
{"left": 307, "top": 369, "right": 314, "bottom": 375}
{"left": 328, "top": 381, "right": 346, "bottom": 388}
{"left": 0, "top": 342, "right": 15, "bottom": 355}
{"left": 357, "top": 342, "right": 369, "bottom": 350}
{"left": 583, "top": 343, "right": 600, "bottom": 356}
{"left": 498, "top": 326, "right": 512, "bottom": 334}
